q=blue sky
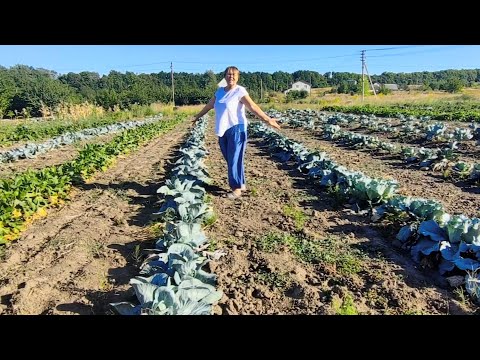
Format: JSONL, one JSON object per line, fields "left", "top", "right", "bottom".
{"left": 0, "top": 45, "right": 478, "bottom": 76}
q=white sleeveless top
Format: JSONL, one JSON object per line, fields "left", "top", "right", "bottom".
{"left": 214, "top": 85, "right": 248, "bottom": 137}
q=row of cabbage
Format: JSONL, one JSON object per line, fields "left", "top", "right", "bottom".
{"left": 0, "top": 115, "right": 152, "bottom": 145}
{"left": 270, "top": 109, "right": 480, "bottom": 144}
{"left": 0, "top": 115, "right": 163, "bottom": 164}
{"left": 322, "top": 122, "right": 480, "bottom": 182}
{"left": 325, "top": 111, "right": 480, "bottom": 144}
{"left": 272, "top": 109, "right": 480, "bottom": 184}
{"left": 0, "top": 115, "right": 185, "bottom": 245}
{"left": 322, "top": 111, "right": 479, "bottom": 155}
{"left": 111, "top": 116, "right": 223, "bottom": 315}
{"left": 250, "top": 122, "right": 480, "bottom": 301}
{"left": 321, "top": 104, "right": 480, "bottom": 122}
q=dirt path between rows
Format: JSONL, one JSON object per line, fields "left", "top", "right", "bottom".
{"left": 204, "top": 121, "right": 478, "bottom": 315}
{"left": 280, "top": 126, "right": 480, "bottom": 218}
{"left": 0, "top": 120, "right": 191, "bottom": 315}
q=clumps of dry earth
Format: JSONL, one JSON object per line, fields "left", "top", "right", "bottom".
{"left": 203, "top": 123, "right": 479, "bottom": 315}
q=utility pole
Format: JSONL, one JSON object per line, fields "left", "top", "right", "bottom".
{"left": 260, "top": 78, "right": 263, "bottom": 101}
{"left": 170, "top": 62, "right": 175, "bottom": 107}
{"left": 361, "top": 50, "right": 377, "bottom": 102}
{"left": 361, "top": 50, "right": 365, "bottom": 101}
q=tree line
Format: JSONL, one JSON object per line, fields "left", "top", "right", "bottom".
{"left": 1, "top": 64, "right": 480, "bottom": 118}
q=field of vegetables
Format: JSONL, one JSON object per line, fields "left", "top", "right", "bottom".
{"left": 0, "top": 107, "right": 479, "bottom": 315}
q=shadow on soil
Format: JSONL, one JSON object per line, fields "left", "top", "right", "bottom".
{"left": 75, "top": 180, "right": 164, "bottom": 227}
{"left": 55, "top": 240, "right": 146, "bottom": 315}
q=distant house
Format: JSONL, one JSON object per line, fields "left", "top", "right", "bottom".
{"left": 384, "top": 84, "right": 399, "bottom": 91}
{"left": 217, "top": 78, "right": 227, "bottom": 87}
{"left": 407, "top": 84, "right": 423, "bottom": 91}
{"left": 284, "top": 80, "right": 311, "bottom": 94}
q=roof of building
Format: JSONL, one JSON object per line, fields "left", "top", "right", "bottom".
{"left": 384, "top": 84, "right": 399, "bottom": 90}
{"left": 292, "top": 80, "right": 311, "bottom": 86}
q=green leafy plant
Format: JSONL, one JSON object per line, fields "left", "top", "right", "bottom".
{"left": 283, "top": 204, "right": 308, "bottom": 230}
{"left": 332, "top": 293, "right": 358, "bottom": 315}
{"left": 258, "top": 270, "right": 291, "bottom": 289}
{"left": 257, "top": 232, "right": 285, "bottom": 252}
{"left": 326, "top": 184, "right": 348, "bottom": 209}
{"left": 131, "top": 244, "right": 143, "bottom": 265}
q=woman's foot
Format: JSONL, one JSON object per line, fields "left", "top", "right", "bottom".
{"left": 240, "top": 184, "right": 247, "bottom": 191}
{"left": 225, "top": 188, "right": 242, "bottom": 199}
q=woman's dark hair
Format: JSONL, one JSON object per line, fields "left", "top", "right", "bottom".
{"left": 224, "top": 66, "right": 240, "bottom": 76}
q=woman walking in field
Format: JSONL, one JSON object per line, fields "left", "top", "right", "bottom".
{"left": 193, "top": 66, "right": 281, "bottom": 199}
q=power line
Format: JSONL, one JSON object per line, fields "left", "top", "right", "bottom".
{"left": 52, "top": 45, "right": 473, "bottom": 76}
{"left": 366, "top": 45, "right": 424, "bottom": 52}
{"left": 121, "top": 61, "right": 171, "bottom": 68}
{"left": 55, "top": 47, "right": 435, "bottom": 74}
{"left": 39, "top": 45, "right": 471, "bottom": 73}
{"left": 367, "top": 45, "right": 464, "bottom": 58}
{"left": 173, "top": 53, "right": 359, "bottom": 65}
{"left": 55, "top": 52, "right": 362, "bottom": 73}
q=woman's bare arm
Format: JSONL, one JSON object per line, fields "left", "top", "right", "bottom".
{"left": 240, "top": 95, "right": 280, "bottom": 130}
{"left": 193, "top": 97, "right": 215, "bottom": 122}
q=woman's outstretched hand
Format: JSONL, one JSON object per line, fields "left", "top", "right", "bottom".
{"left": 267, "top": 118, "right": 281, "bottom": 130}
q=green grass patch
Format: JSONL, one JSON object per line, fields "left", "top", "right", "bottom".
{"left": 257, "top": 270, "right": 292, "bottom": 289}
{"left": 283, "top": 204, "right": 308, "bottom": 230}
{"left": 203, "top": 194, "right": 213, "bottom": 204}
{"left": 284, "top": 233, "right": 324, "bottom": 264}
{"left": 257, "top": 232, "right": 285, "bottom": 252}
{"left": 256, "top": 231, "right": 363, "bottom": 275}
{"left": 203, "top": 213, "right": 218, "bottom": 228}
{"left": 304, "top": 236, "right": 363, "bottom": 275}
{"left": 332, "top": 293, "right": 358, "bottom": 315}
{"left": 272, "top": 232, "right": 363, "bottom": 274}
{"left": 149, "top": 222, "right": 165, "bottom": 237}
{"left": 207, "top": 239, "right": 218, "bottom": 252}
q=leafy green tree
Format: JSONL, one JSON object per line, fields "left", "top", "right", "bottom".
{"left": 8, "top": 65, "right": 78, "bottom": 116}
{"left": 0, "top": 69, "right": 15, "bottom": 118}
{"left": 379, "top": 85, "right": 392, "bottom": 95}
{"left": 271, "top": 71, "right": 293, "bottom": 92}
{"left": 202, "top": 70, "right": 218, "bottom": 95}
{"left": 96, "top": 89, "right": 120, "bottom": 110}
{"left": 358, "top": 78, "right": 372, "bottom": 95}
{"left": 444, "top": 77, "right": 463, "bottom": 93}
{"left": 286, "top": 90, "right": 308, "bottom": 102}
